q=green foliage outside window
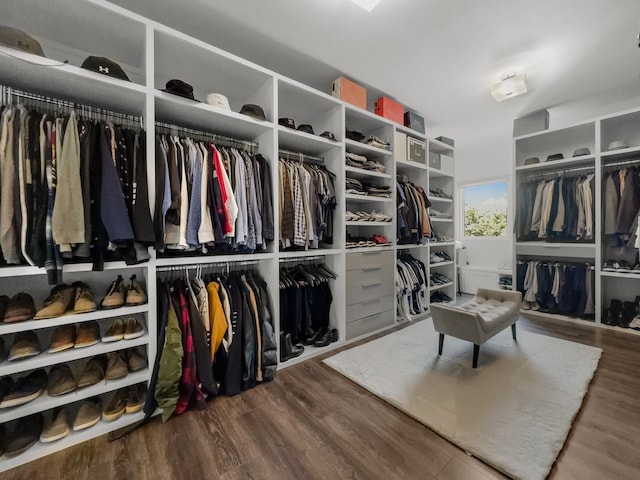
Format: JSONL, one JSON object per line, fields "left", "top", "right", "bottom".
{"left": 464, "top": 206, "right": 507, "bottom": 237}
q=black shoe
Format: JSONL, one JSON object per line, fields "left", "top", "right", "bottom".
{"left": 0, "top": 369, "right": 47, "bottom": 408}
{"left": 620, "top": 301, "right": 635, "bottom": 328}
{"left": 280, "top": 333, "right": 304, "bottom": 362}
{"left": 304, "top": 328, "right": 326, "bottom": 346}
{"left": 314, "top": 328, "right": 339, "bottom": 347}
{"left": 4, "top": 413, "right": 43, "bottom": 457}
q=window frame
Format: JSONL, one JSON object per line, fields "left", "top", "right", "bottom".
{"left": 458, "top": 177, "right": 510, "bottom": 240}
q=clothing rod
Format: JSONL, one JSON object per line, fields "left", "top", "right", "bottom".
{"left": 156, "top": 121, "right": 259, "bottom": 149}
{"left": 1, "top": 84, "right": 142, "bottom": 123}
{"left": 520, "top": 165, "right": 594, "bottom": 178}
{"left": 603, "top": 158, "right": 640, "bottom": 168}
{"left": 278, "top": 149, "right": 324, "bottom": 164}
{"left": 279, "top": 255, "right": 326, "bottom": 263}
{"left": 156, "top": 259, "right": 260, "bottom": 272}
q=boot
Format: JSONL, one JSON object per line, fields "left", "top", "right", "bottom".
{"left": 609, "top": 299, "right": 623, "bottom": 326}
{"left": 280, "top": 333, "right": 304, "bottom": 362}
{"left": 620, "top": 301, "right": 635, "bottom": 328}
{"left": 602, "top": 308, "right": 613, "bottom": 326}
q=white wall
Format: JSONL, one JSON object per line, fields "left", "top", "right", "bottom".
{"left": 455, "top": 120, "right": 514, "bottom": 270}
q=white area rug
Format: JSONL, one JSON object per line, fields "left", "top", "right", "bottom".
{"left": 323, "top": 319, "right": 601, "bottom": 480}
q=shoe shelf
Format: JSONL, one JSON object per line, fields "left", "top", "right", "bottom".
{"left": 396, "top": 159, "right": 427, "bottom": 171}
{"left": 345, "top": 245, "right": 395, "bottom": 253}
{"left": 345, "top": 139, "right": 393, "bottom": 157}
{"left": 345, "top": 221, "right": 392, "bottom": 227}
{"left": 430, "top": 261, "right": 454, "bottom": 267}
{"left": 0, "top": 305, "right": 149, "bottom": 336}
{"left": 345, "top": 194, "right": 393, "bottom": 203}
{"left": 397, "top": 243, "right": 430, "bottom": 250}
{"left": 278, "top": 126, "right": 343, "bottom": 156}
{"left": 427, "top": 196, "right": 453, "bottom": 203}
{"left": 428, "top": 241, "right": 455, "bottom": 247}
{"left": 0, "top": 335, "right": 148, "bottom": 377}
{"left": 430, "top": 282, "right": 454, "bottom": 291}
{"left": 155, "top": 90, "right": 273, "bottom": 140}
{"left": 0, "top": 369, "right": 149, "bottom": 425}
{"left": 277, "top": 341, "right": 345, "bottom": 369}
{"left": 0, "top": 410, "right": 145, "bottom": 473}
{"left": 430, "top": 218, "right": 453, "bottom": 223}
{"left": 344, "top": 165, "right": 392, "bottom": 179}
{"left": 0, "top": 261, "right": 144, "bottom": 279}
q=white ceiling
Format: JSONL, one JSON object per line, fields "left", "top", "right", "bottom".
{"left": 112, "top": 0, "right": 640, "bottom": 142}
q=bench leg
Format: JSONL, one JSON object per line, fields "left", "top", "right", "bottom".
{"left": 472, "top": 344, "right": 480, "bottom": 368}
{"left": 511, "top": 323, "right": 517, "bottom": 341}
{"left": 438, "top": 333, "right": 444, "bottom": 355}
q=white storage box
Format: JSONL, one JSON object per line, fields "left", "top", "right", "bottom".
{"left": 440, "top": 154, "right": 454, "bottom": 174}
{"left": 394, "top": 131, "right": 408, "bottom": 162}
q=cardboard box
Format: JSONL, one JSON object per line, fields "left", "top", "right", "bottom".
{"left": 513, "top": 109, "right": 549, "bottom": 137}
{"left": 428, "top": 152, "right": 441, "bottom": 169}
{"left": 374, "top": 96, "right": 404, "bottom": 124}
{"left": 407, "top": 137, "right": 426, "bottom": 163}
{"left": 394, "top": 131, "right": 408, "bottom": 162}
{"left": 403, "top": 111, "right": 425, "bottom": 134}
{"left": 331, "top": 77, "right": 366, "bottom": 110}
{"left": 435, "top": 136, "right": 454, "bottom": 147}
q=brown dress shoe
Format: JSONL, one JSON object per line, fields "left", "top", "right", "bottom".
{"left": 125, "top": 275, "right": 147, "bottom": 306}
{"left": 124, "top": 317, "right": 145, "bottom": 340}
{"left": 77, "top": 355, "right": 107, "bottom": 388}
{"left": 34, "top": 284, "right": 75, "bottom": 319}
{"left": 106, "top": 351, "right": 129, "bottom": 380}
{"left": 72, "top": 281, "right": 98, "bottom": 314}
{"left": 125, "top": 383, "right": 147, "bottom": 414}
{"left": 101, "top": 275, "right": 125, "bottom": 309}
{"left": 126, "top": 348, "right": 147, "bottom": 372}
{"left": 2, "top": 292, "right": 36, "bottom": 323}
{"left": 40, "top": 408, "right": 70, "bottom": 443}
{"left": 47, "top": 364, "right": 77, "bottom": 397}
{"left": 49, "top": 324, "right": 77, "bottom": 353}
{"left": 73, "top": 397, "right": 101, "bottom": 431}
{"left": 102, "top": 389, "right": 127, "bottom": 421}
{"left": 75, "top": 321, "right": 101, "bottom": 348}
{"left": 102, "top": 319, "right": 125, "bottom": 342}
{"left": 4, "top": 413, "right": 43, "bottom": 457}
{"left": 8, "top": 331, "right": 41, "bottom": 361}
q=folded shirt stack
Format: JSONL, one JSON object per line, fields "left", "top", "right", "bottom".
{"left": 346, "top": 152, "right": 367, "bottom": 167}
{"left": 363, "top": 183, "right": 391, "bottom": 198}
{"left": 345, "top": 177, "right": 366, "bottom": 195}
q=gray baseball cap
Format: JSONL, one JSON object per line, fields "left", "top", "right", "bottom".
{"left": 0, "top": 26, "right": 45, "bottom": 57}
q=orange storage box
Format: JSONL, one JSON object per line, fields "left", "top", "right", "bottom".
{"left": 374, "top": 96, "right": 404, "bottom": 124}
{"left": 332, "top": 77, "right": 366, "bottom": 109}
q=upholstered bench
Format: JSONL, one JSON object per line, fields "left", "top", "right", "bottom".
{"left": 430, "top": 288, "right": 522, "bottom": 368}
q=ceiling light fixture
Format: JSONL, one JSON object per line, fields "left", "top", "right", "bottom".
{"left": 491, "top": 73, "right": 528, "bottom": 102}
{"left": 349, "top": 0, "right": 382, "bottom": 12}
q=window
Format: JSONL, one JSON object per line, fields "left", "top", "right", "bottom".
{"left": 461, "top": 181, "right": 508, "bottom": 237}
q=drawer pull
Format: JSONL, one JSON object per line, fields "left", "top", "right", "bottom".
{"left": 361, "top": 266, "right": 381, "bottom": 272}
{"left": 362, "top": 281, "right": 381, "bottom": 288}
{"left": 362, "top": 298, "right": 381, "bottom": 304}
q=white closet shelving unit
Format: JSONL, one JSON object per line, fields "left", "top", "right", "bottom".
{"left": 0, "top": 0, "right": 456, "bottom": 470}
{"left": 513, "top": 106, "right": 640, "bottom": 335}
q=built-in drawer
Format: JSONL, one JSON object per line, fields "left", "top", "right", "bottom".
{"left": 346, "top": 281, "right": 394, "bottom": 305}
{"left": 346, "top": 263, "right": 394, "bottom": 288}
{"left": 346, "top": 250, "right": 394, "bottom": 271}
{"left": 346, "top": 295, "right": 393, "bottom": 322}
{"left": 346, "top": 310, "right": 394, "bottom": 340}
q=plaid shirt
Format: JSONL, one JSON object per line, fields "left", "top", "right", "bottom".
{"left": 174, "top": 283, "right": 205, "bottom": 415}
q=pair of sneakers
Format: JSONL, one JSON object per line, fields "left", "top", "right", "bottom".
{"left": 101, "top": 275, "right": 147, "bottom": 309}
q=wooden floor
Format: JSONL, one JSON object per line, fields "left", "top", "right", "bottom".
{"left": 5, "top": 314, "right": 640, "bottom": 480}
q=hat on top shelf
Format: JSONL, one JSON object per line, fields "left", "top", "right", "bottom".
{"left": 546, "top": 153, "right": 564, "bottom": 161}
{"left": 523, "top": 157, "right": 540, "bottom": 165}
{"left": 297, "top": 124, "right": 315, "bottom": 135}
{"left": 206, "top": 93, "right": 230, "bottom": 110}
{"left": 81, "top": 56, "right": 130, "bottom": 82}
{"left": 239, "top": 104, "right": 267, "bottom": 121}
{"left": 0, "top": 26, "right": 45, "bottom": 57}
{"left": 572, "top": 147, "right": 591, "bottom": 157}
{"left": 162, "top": 79, "right": 198, "bottom": 101}
{"left": 608, "top": 140, "right": 629, "bottom": 151}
